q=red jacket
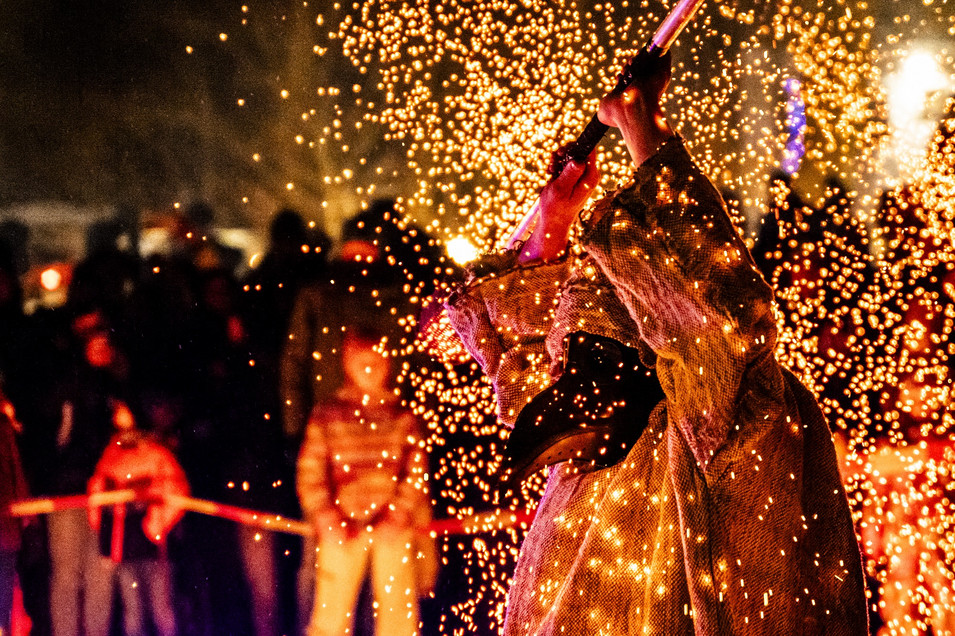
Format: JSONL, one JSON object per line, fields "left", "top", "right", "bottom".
{"left": 88, "top": 430, "right": 189, "bottom": 545}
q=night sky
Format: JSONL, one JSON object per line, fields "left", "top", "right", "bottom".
{"left": 0, "top": 0, "right": 267, "bottom": 221}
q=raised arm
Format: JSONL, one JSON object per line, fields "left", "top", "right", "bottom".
{"left": 592, "top": 60, "right": 773, "bottom": 350}
{"left": 596, "top": 53, "right": 673, "bottom": 172}
{"left": 581, "top": 61, "right": 776, "bottom": 471}
{"left": 518, "top": 157, "right": 600, "bottom": 263}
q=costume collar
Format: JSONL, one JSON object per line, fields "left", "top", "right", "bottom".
{"left": 631, "top": 134, "right": 685, "bottom": 192}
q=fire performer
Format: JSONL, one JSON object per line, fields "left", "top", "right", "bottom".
{"left": 444, "top": 44, "right": 868, "bottom": 636}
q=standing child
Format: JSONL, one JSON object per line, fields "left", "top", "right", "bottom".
{"left": 297, "top": 325, "right": 431, "bottom": 636}
{"left": 87, "top": 401, "right": 189, "bottom": 636}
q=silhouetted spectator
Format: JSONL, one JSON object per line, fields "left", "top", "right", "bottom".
{"left": 239, "top": 209, "right": 328, "bottom": 636}
{"left": 127, "top": 254, "right": 200, "bottom": 396}
{"left": 0, "top": 389, "right": 28, "bottom": 635}
{"left": 244, "top": 209, "right": 328, "bottom": 456}
{"left": 1, "top": 245, "right": 57, "bottom": 636}
{"left": 753, "top": 169, "right": 818, "bottom": 279}
{"left": 281, "top": 204, "right": 412, "bottom": 442}
{"left": 193, "top": 265, "right": 286, "bottom": 636}
{"left": 69, "top": 247, "right": 139, "bottom": 342}
{"left": 46, "top": 308, "right": 131, "bottom": 636}
{"left": 364, "top": 199, "right": 444, "bottom": 299}
{"left": 184, "top": 201, "right": 243, "bottom": 275}
{"left": 818, "top": 176, "right": 869, "bottom": 255}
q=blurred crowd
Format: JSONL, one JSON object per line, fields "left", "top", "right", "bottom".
{"left": 744, "top": 96, "right": 955, "bottom": 636}
{"left": 0, "top": 198, "right": 443, "bottom": 636}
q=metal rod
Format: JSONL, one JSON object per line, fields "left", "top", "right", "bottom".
{"left": 650, "top": 0, "right": 708, "bottom": 53}
{"left": 6, "top": 491, "right": 534, "bottom": 537}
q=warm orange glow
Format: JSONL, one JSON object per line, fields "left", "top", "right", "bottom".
{"left": 40, "top": 267, "right": 62, "bottom": 292}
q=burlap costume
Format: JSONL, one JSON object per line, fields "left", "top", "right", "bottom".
{"left": 447, "top": 137, "right": 867, "bottom": 635}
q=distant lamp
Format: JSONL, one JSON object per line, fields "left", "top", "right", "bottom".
{"left": 888, "top": 50, "right": 948, "bottom": 130}
{"left": 445, "top": 236, "right": 480, "bottom": 265}
{"left": 886, "top": 48, "right": 951, "bottom": 177}
{"left": 40, "top": 267, "right": 62, "bottom": 292}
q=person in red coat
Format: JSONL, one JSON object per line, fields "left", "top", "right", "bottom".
{"left": 87, "top": 401, "right": 189, "bottom": 636}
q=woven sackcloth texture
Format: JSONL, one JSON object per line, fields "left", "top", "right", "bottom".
{"left": 446, "top": 257, "right": 571, "bottom": 426}
{"left": 448, "top": 137, "right": 868, "bottom": 635}
{"left": 545, "top": 253, "right": 655, "bottom": 374}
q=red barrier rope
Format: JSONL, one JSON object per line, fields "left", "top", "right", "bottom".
{"left": 6, "top": 491, "right": 536, "bottom": 537}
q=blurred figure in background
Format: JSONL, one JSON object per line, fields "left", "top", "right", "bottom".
{"left": 46, "top": 307, "right": 130, "bottom": 636}
{"left": 87, "top": 401, "right": 189, "bottom": 636}
{"left": 1, "top": 242, "right": 57, "bottom": 636}
{"left": 0, "top": 389, "right": 28, "bottom": 636}
{"left": 196, "top": 264, "right": 280, "bottom": 636}
{"left": 282, "top": 201, "right": 417, "bottom": 631}
{"left": 282, "top": 201, "right": 410, "bottom": 442}
{"left": 243, "top": 208, "right": 327, "bottom": 491}
{"left": 239, "top": 209, "right": 329, "bottom": 636}
{"left": 753, "top": 169, "right": 819, "bottom": 280}
{"left": 297, "top": 326, "right": 432, "bottom": 636}
{"left": 183, "top": 201, "right": 243, "bottom": 276}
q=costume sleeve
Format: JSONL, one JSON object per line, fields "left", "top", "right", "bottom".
{"left": 582, "top": 138, "right": 776, "bottom": 471}
{"left": 296, "top": 410, "right": 333, "bottom": 521}
{"left": 281, "top": 288, "right": 319, "bottom": 440}
{"left": 445, "top": 256, "right": 571, "bottom": 426}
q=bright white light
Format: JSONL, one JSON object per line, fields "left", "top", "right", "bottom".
{"left": 40, "top": 268, "right": 62, "bottom": 291}
{"left": 445, "top": 236, "right": 481, "bottom": 265}
{"left": 885, "top": 48, "right": 951, "bottom": 179}
{"left": 888, "top": 50, "right": 948, "bottom": 129}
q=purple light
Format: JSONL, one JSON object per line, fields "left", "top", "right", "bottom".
{"left": 782, "top": 77, "right": 807, "bottom": 175}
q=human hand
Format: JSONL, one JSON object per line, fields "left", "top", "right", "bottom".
{"left": 383, "top": 505, "right": 412, "bottom": 528}
{"left": 598, "top": 52, "right": 673, "bottom": 168}
{"left": 520, "top": 154, "right": 599, "bottom": 263}
{"left": 144, "top": 517, "right": 166, "bottom": 545}
{"left": 314, "top": 509, "right": 347, "bottom": 541}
